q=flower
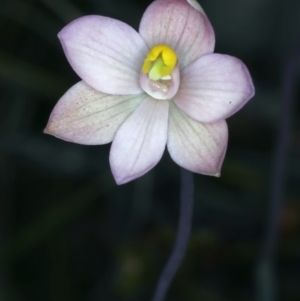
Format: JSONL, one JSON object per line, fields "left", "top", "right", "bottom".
{"left": 44, "top": 0, "right": 255, "bottom": 185}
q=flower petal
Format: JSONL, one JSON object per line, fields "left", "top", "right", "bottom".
{"left": 109, "top": 97, "right": 169, "bottom": 185}
{"left": 58, "top": 15, "right": 149, "bottom": 95}
{"left": 45, "top": 81, "right": 146, "bottom": 145}
{"left": 174, "top": 54, "right": 255, "bottom": 123}
{"left": 139, "top": 0, "right": 215, "bottom": 69}
{"left": 186, "top": 0, "right": 205, "bottom": 14}
{"left": 167, "top": 102, "right": 228, "bottom": 176}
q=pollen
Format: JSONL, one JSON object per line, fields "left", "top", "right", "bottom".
{"left": 142, "top": 45, "right": 177, "bottom": 81}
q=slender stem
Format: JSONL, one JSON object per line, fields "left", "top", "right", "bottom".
{"left": 152, "top": 168, "right": 194, "bottom": 301}
{"left": 256, "top": 37, "right": 300, "bottom": 301}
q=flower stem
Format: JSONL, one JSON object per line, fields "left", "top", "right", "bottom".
{"left": 255, "top": 36, "right": 300, "bottom": 301}
{"left": 152, "top": 168, "right": 194, "bottom": 301}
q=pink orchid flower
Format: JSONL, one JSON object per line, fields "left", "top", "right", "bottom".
{"left": 45, "top": 0, "right": 255, "bottom": 185}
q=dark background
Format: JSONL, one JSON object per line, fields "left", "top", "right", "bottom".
{"left": 1, "top": 0, "right": 300, "bottom": 300}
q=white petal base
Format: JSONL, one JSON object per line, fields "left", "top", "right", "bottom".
{"left": 140, "top": 65, "right": 180, "bottom": 100}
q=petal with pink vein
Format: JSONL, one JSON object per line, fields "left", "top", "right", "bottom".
{"left": 174, "top": 54, "right": 255, "bottom": 123}
{"left": 139, "top": 0, "right": 215, "bottom": 69}
{"left": 45, "top": 81, "right": 146, "bottom": 145}
{"left": 58, "top": 15, "right": 148, "bottom": 95}
{"left": 167, "top": 101, "right": 228, "bottom": 176}
{"left": 110, "top": 97, "right": 169, "bottom": 185}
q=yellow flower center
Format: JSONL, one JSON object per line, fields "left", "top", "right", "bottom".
{"left": 142, "top": 44, "right": 177, "bottom": 81}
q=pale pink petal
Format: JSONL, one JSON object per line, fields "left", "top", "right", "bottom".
{"left": 58, "top": 15, "right": 149, "bottom": 95}
{"left": 45, "top": 81, "right": 146, "bottom": 145}
{"left": 109, "top": 97, "right": 169, "bottom": 185}
{"left": 167, "top": 102, "right": 228, "bottom": 176}
{"left": 139, "top": 0, "right": 215, "bottom": 69}
{"left": 174, "top": 54, "right": 255, "bottom": 123}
